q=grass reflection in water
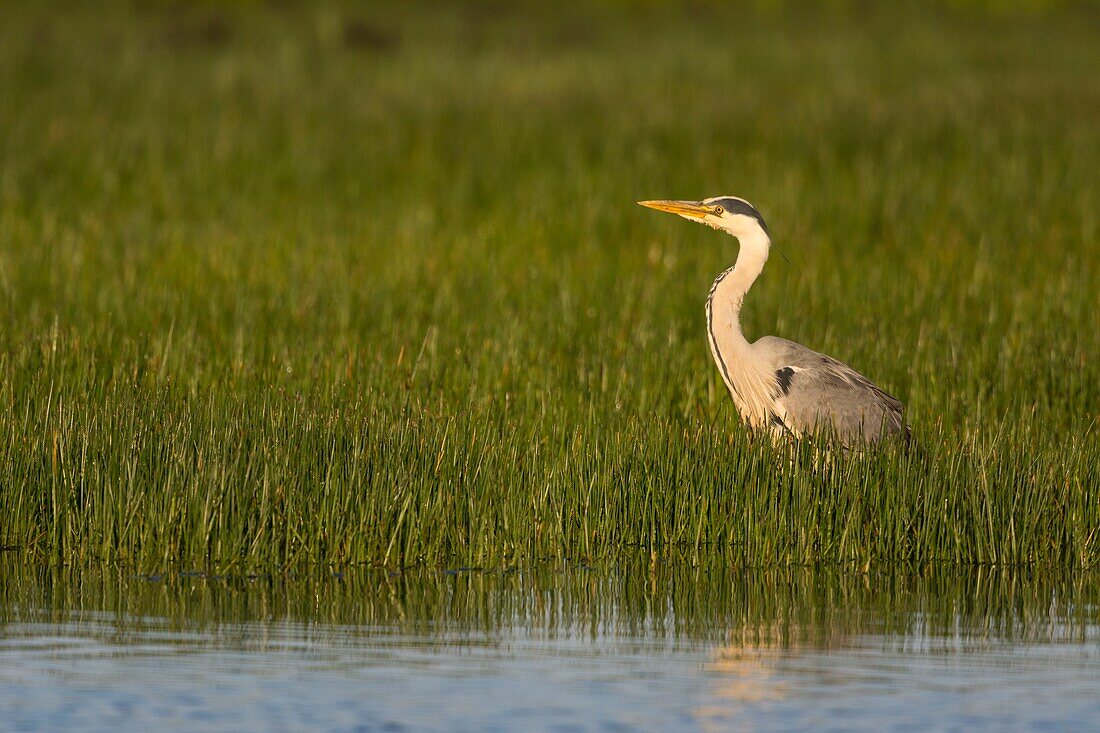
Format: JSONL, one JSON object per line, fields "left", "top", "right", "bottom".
{"left": 2, "top": 559, "right": 1095, "bottom": 648}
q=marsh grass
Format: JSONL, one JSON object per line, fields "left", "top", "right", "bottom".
{"left": 0, "top": 1, "right": 1097, "bottom": 570}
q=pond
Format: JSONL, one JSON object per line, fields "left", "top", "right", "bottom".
{"left": 1, "top": 559, "right": 1098, "bottom": 732}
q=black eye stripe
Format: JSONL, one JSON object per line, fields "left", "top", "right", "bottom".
{"left": 709, "top": 198, "right": 769, "bottom": 235}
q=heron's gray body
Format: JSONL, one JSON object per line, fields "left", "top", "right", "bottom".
{"left": 751, "top": 336, "right": 907, "bottom": 444}
{"left": 640, "top": 194, "right": 909, "bottom": 448}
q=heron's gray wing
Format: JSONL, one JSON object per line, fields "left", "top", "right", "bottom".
{"left": 754, "top": 336, "right": 907, "bottom": 444}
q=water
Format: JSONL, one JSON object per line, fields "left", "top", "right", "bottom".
{"left": 2, "top": 561, "right": 1099, "bottom": 732}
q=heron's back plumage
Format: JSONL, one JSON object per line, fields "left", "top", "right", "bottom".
{"left": 753, "top": 336, "right": 907, "bottom": 445}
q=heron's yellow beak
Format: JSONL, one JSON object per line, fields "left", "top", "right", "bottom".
{"left": 637, "top": 200, "right": 711, "bottom": 219}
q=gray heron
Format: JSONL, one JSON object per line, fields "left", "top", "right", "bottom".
{"left": 638, "top": 196, "right": 908, "bottom": 446}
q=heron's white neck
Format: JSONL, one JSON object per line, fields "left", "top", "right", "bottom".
{"left": 705, "top": 227, "right": 774, "bottom": 426}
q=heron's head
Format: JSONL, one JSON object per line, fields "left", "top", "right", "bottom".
{"left": 637, "top": 196, "right": 770, "bottom": 242}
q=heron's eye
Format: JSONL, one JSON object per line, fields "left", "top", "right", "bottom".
{"left": 714, "top": 206, "right": 723, "bottom": 215}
